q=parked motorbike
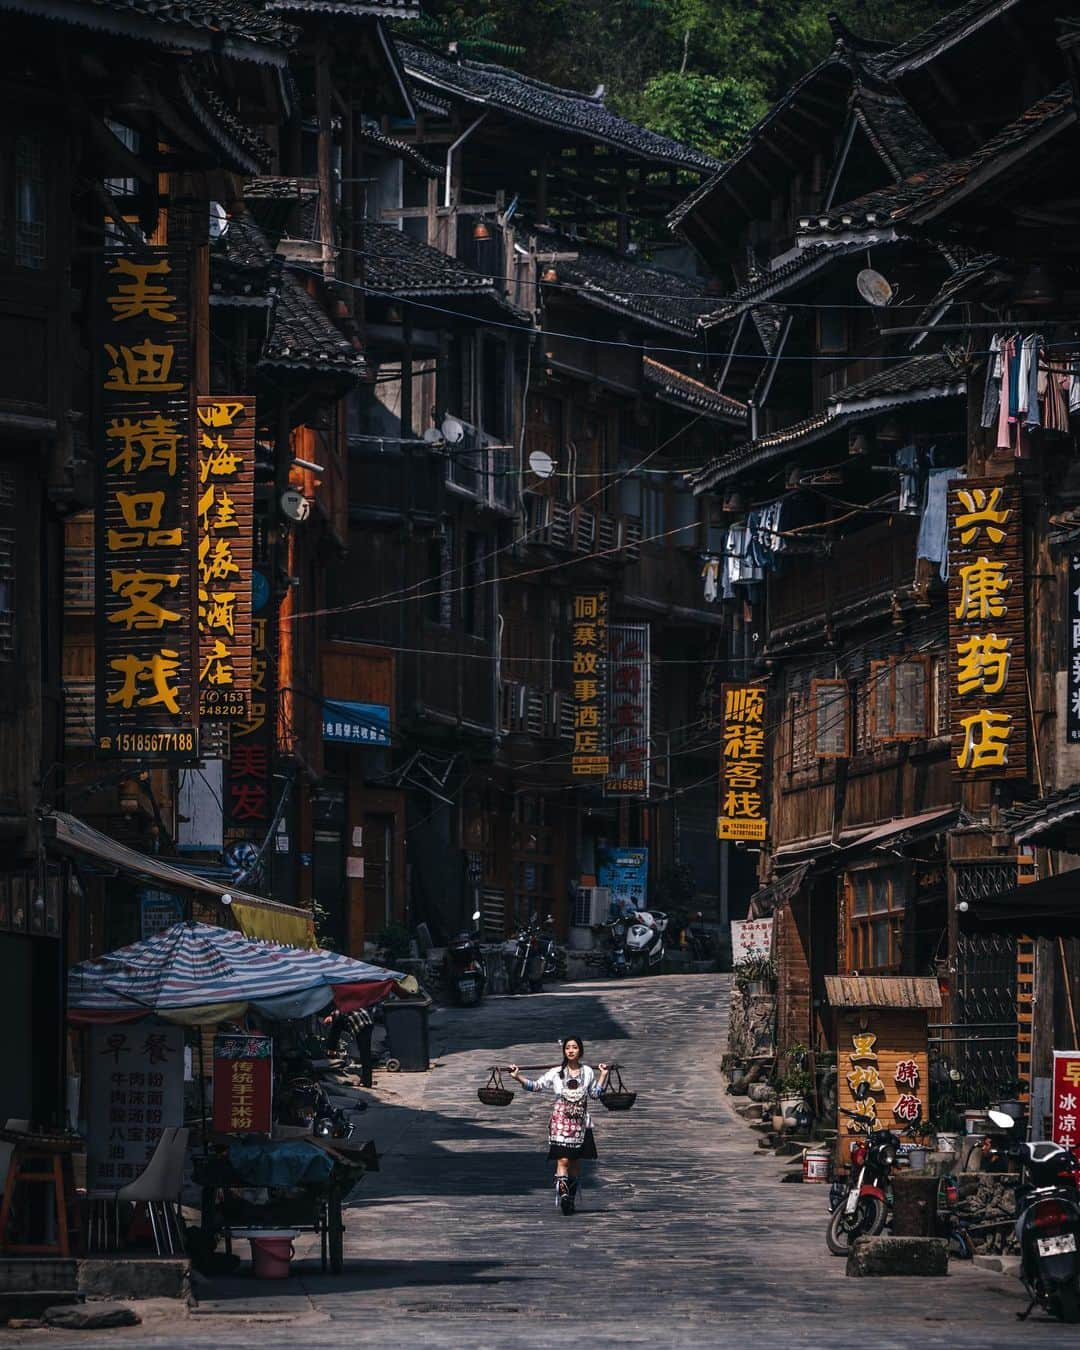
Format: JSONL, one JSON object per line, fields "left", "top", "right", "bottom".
{"left": 597, "top": 915, "right": 630, "bottom": 977}
{"left": 508, "top": 914, "right": 545, "bottom": 994}
{"left": 625, "top": 908, "right": 667, "bottom": 976}
{"left": 444, "top": 910, "right": 487, "bottom": 1006}
{"left": 987, "top": 1107, "right": 1080, "bottom": 1322}
{"left": 826, "top": 1114, "right": 900, "bottom": 1255}
{"left": 540, "top": 914, "right": 568, "bottom": 981}
{"left": 278, "top": 1070, "right": 356, "bottom": 1141}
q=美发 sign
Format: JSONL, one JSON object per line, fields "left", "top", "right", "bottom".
{"left": 605, "top": 623, "right": 650, "bottom": 797}
{"left": 571, "top": 590, "right": 609, "bottom": 775}
{"left": 95, "top": 244, "right": 198, "bottom": 760}
{"left": 197, "top": 397, "right": 255, "bottom": 720}
{"left": 1052, "top": 1050, "right": 1080, "bottom": 1150}
{"left": 947, "top": 479, "right": 1027, "bottom": 778}
{"left": 322, "top": 700, "right": 391, "bottom": 746}
{"left": 88, "top": 1024, "right": 184, "bottom": 1188}
{"left": 731, "top": 916, "right": 773, "bottom": 964}
{"left": 212, "top": 1033, "right": 272, "bottom": 1136}
{"left": 718, "top": 683, "right": 767, "bottom": 841}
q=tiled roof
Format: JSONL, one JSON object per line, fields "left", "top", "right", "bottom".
{"left": 244, "top": 177, "right": 320, "bottom": 203}
{"left": 642, "top": 358, "right": 747, "bottom": 425}
{"left": 1, "top": 0, "right": 296, "bottom": 52}
{"left": 398, "top": 42, "right": 719, "bottom": 173}
{"left": 699, "top": 243, "right": 877, "bottom": 329}
{"left": 879, "top": 0, "right": 1020, "bottom": 76}
{"left": 178, "top": 69, "right": 273, "bottom": 174}
{"left": 1001, "top": 783, "right": 1080, "bottom": 845}
{"left": 261, "top": 271, "right": 365, "bottom": 380}
{"left": 211, "top": 211, "right": 276, "bottom": 297}
{"left": 799, "top": 84, "right": 1075, "bottom": 236}
{"left": 359, "top": 221, "right": 532, "bottom": 323}
{"left": 850, "top": 84, "right": 946, "bottom": 180}
{"left": 689, "top": 352, "right": 965, "bottom": 491}
{"left": 357, "top": 125, "right": 439, "bottom": 177}
{"left": 265, "top": 0, "right": 419, "bottom": 12}
{"left": 547, "top": 237, "right": 716, "bottom": 336}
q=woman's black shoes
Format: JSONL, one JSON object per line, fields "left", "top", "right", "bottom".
{"left": 556, "top": 1177, "right": 574, "bottom": 1215}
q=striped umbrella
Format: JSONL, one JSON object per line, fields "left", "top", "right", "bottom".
{"left": 68, "top": 921, "right": 405, "bottom": 1025}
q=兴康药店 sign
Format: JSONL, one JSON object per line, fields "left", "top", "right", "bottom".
{"left": 571, "top": 590, "right": 609, "bottom": 776}
{"left": 947, "top": 478, "right": 1027, "bottom": 778}
{"left": 717, "top": 683, "right": 767, "bottom": 841}
{"left": 196, "top": 397, "right": 255, "bottom": 721}
{"left": 605, "top": 623, "right": 650, "bottom": 797}
{"left": 95, "top": 245, "right": 198, "bottom": 759}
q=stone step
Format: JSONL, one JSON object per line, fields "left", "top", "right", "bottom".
{"left": 0, "top": 1258, "right": 79, "bottom": 1293}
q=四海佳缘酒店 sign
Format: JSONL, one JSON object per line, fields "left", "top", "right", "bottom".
{"left": 197, "top": 397, "right": 255, "bottom": 721}
{"left": 947, "top": 479, "right": 1027, "bottom": 778}
{"left": 95, "top": 246, "right": 197, "bottom": 760}
{"left": 717, "top": 683, "right": 767, "bottom": 841}
{"left": 571, "top": 590, "right": 609, "bottom": 776}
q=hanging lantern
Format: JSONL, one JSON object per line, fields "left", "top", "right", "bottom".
{"left": 473, "top": 219, "right": 492, "bottom": 242}
{"left": 541, "top": 265, "right": 558, "bottom": 283}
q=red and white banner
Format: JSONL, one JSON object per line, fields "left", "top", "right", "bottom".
{"left": 1052, "top": 1050, "right": 1080, "bottom": 1150}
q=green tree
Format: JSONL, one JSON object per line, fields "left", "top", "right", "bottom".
{"left": 633, "top": 71, "right": 766, "bottom": 159}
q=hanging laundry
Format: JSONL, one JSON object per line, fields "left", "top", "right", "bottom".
{"left": 701, "top": 556, "right": 720, "bottom": 604}
{"left": 1069, "top": 355, "right": 1080, "bottom": 415}
{"left": 916, "top": 467, "right": 965, "bottom": 581}
{"left": 997, "top": 337, "right": 1015, "bottom": 450}
{"left": 721, "top": 524, "right": 763, "bottom": 598}
{"left": 895, "top": 445, "right": 919, "bottom": 513}
{"left": 1023, "top": 334, "right": 1042, "bottom": 430}
{"left": 980, "top": 335, "right": 1002, "bottom": 428}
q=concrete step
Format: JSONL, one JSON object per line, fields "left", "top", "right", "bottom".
{"left": 0, "top": 1258, "right": 78, "bottom": 1293}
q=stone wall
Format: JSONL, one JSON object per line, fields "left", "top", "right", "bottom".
{"left": 728, "top": 982, "right": 777, "bottom": 1060}
{"left": 955, "top": 1172, "right": 1022, "bottom": 1254}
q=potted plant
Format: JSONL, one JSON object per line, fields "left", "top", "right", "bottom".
{"left": 779, "top": 1067, "right": 814, "bottom": 1123}
{"left": 927, "top": 1089, "right": 963, "bottom": 1154}
{"left": 734, "top": 955, "right": 776, "bottom": 995}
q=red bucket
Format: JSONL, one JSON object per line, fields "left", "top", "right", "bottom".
{"left": 249, "top": 1232, "right": 295, "bottom": 1279}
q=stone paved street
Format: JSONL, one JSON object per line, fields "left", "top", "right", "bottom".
{"left": 7, "top": 974, "right": 1070, "bottom": 1348}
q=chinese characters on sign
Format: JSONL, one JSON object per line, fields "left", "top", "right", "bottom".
{"left": 1052, "top": 1051, "right": 1080, "bottom": 1150}
{"left": 212, "top": 1033, "right": 272, "bottom": 1136}
{"left": 730, "top": 917, "right": 773, "bottom": 964}
{"left": 95, "top": 247, "right": 198, "bottom": 760}
{"left": 605, "top": 623, "right": 650, "bottom": 796}
{"left": 571, "top": 590, "right": 609, "bottom": 776}
{"left": 225, "top": 600, "right": 274, "bottom": 838}
{"left": 196, "top": 397, "right": 255, "bottom": 720}
{"left": 717, "top": 683, "right": 767, "bottom": 841}
{"left": 947, "top": 479, "right": 1027, "bottom": 778}
{"left": 1068, "top": 555, "right": 1080, "bottom": 745}
{"left": 87, "top": 1025, "right": 184, "bottom": 1188}
{"left": 321, "top": 700, "right": 391, "bottom": 746}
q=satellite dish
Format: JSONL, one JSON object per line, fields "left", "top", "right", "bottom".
{"left": 529, "top": 448, "right": 555, "bottom": 480}
{"left": 441, "top": 415, "right": 465, "bottom": 445}
{"left": 422, "top": 427, "right": 442, "bottom": 444}
{"left": 280, "top": 487, "right": 311, "bottom": 522}
{"left": 209, "top": 201, "right": 229, "bottom": 240}
{"left": 857, "top": 268, "right": 894, "bottom": 307}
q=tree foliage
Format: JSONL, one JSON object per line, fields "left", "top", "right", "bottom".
{"left": 404, "top": 1, "right": 955, "bottom": 155}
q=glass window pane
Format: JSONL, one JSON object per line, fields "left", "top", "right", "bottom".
{"left": 872, "top": 917, "right": 890, "bottom": 968}
{"left": 851, "top": 879, "right": 869, "bottom": 915}
{"left": 814, "top": 682, "right": 849, "bottom": 756}
{"left": 872, "top": 663, "right": 892, "bottom": 740}
{"left": 895, "top": 660, "right": 928, "bottom": 737}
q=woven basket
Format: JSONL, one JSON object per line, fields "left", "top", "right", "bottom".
{"left": 477, "top": 1068, "right": 514, "bottom": 1107}
{"left": 600, "top": 1066, "right": 637, "bottom": 1112}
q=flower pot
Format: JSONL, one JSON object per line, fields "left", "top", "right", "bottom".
{"left": 746, "top": 981, "right": 772, "bottom": 997}
{"left": 935, "top": 1131, "right": 962, "bottom": 1154}
{"left": 964, "top": 1109, "right": 992, "bottom": 1135}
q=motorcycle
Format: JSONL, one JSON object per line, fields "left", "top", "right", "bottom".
{"left": 596, "top": 914, "right": 630, "bottom": 977}
{"left": 278, "top": 1070, "right": 355, "bottom": 1141}
{"left": 826, "top": 1113, "right": 900, "bottom": 1255}
{"left": 987, "top": 1107, "right": 1080, "bottom": 1322}
{"left": 508, "top": 914, "right": 545, "bottom": 994}
{"left": 540, "top": 913, "right": 567, "bottom": 981}
{"left": 444, "top": 909, "right": 487, "bottom": 1006}
{"left": 624, "top": 908, "right": 667, "bottom": 976}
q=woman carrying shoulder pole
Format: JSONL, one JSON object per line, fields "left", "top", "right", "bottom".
{"left": 509, "top": 1037, "right": 609, "bottom": 1215}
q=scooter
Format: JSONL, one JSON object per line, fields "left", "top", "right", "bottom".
{"left": 444, "top": 910, "right": 487, "bottom": 1006}
{"left": 988, "top": 1107, "right": 1080, "bottom": 1322}
{"left": 508, "top": 914, "right": 545, "bottom": 994}
{"left": 540, "top": 914, "right": 567, "bottom": 981}
{"left": 624, "top": 908, "right": 667, "bottom": 976}
{"left": 826, "top": 1110, "right": 900, "bottom": 1255}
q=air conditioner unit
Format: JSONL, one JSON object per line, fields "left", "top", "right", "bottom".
{"left": 572, "top": 886, "right": 611, "bottom": 928}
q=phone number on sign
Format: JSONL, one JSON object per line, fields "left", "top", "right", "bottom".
{"left": 100, "top": 731, "right": 198, "bottom": 756}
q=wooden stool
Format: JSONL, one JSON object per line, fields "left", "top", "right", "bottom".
{"left": 0, "top": 1132, "right": 82, "bottom": 1257}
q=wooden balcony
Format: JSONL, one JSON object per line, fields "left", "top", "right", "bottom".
{"left": 767, "top": 516, "right": 921, "bottom": 638}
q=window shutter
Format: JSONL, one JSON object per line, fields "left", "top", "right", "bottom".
{"left": 894, "top": 657, "right": 930, "bottom": 739}
{"left": 812, "top": 679, "right": 850, "bottom": 758}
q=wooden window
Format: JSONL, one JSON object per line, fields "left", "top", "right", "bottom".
{"left": 870, "top": 656, "right": 931, "bottom": 742}
{"left": 811, "top": 679, "right": 850, "bottom": 758}
{"left": 786, "top": 689, "right": 812, "bottom": 773}
{"left": 15, "top": 131, "right": 46, "bottom": 269}
{"left": 847, "top": 865, "right": 905, "bottom": 973}
{"left": 425, "top": 521, "right": 454, "bottom": 626}
{"left": 816, "top": 309, "right": 848, "bottom": 355}
{"left": 932, "top": 652, "right": 949, "bottom": 737}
